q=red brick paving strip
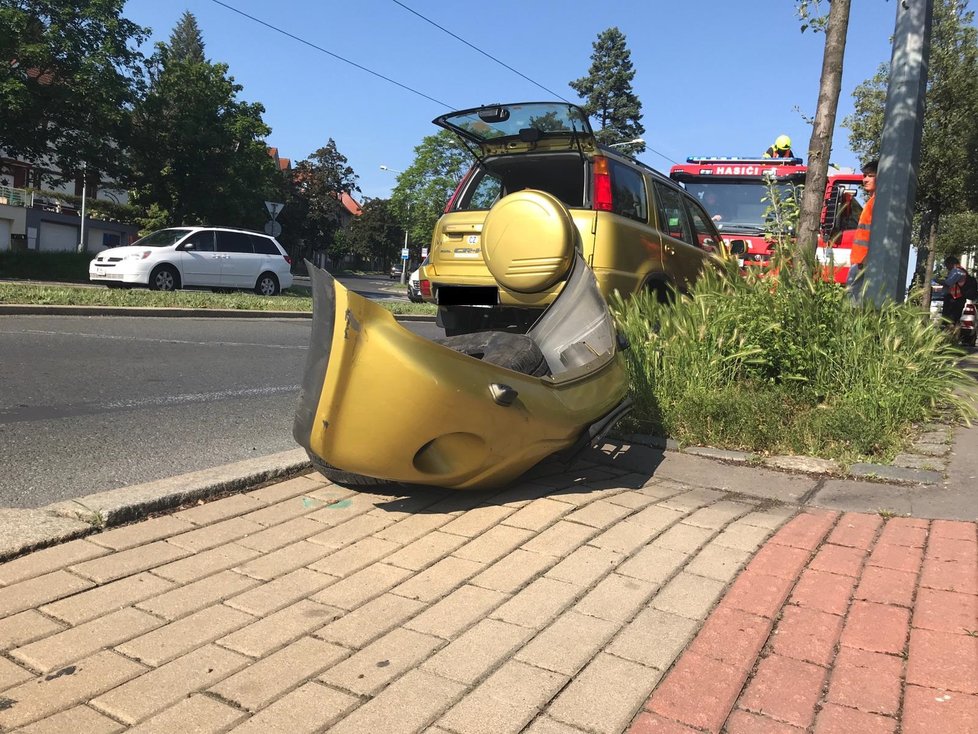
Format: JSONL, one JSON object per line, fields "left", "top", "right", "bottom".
{"left": 633, "top": 512, "right": 978, "bottom": 734}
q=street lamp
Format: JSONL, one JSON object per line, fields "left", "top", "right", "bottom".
{"left": 380, "top": 165, "right": 409, "bottom": 285}
{"left": 609, "top": 138, "right": 645, "bottom": 149}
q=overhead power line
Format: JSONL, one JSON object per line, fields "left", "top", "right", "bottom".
{"left": 208, "top": 0, "right": 452, "bottom": 108}
{"left": 389, "top": 0, "right": 571, "bottom": 103}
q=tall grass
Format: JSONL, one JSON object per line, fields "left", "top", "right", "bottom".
{"left": 611, "top": 261, "right": 973, "bottom": 462}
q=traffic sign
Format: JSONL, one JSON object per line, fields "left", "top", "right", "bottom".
{"left": 264, "top": 220, "right": 282, "bottom": 237}
{"left": 264, "top": 201, "right": 285, "bottom": 220}
{"left": 401, "top": 247, "right": 409, "bottom": 260}
{"left": 421, "top": 247, "right": 429, "bottom": 258}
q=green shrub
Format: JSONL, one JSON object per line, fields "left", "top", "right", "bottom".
{"left": 612, "top": 260, "right": 973, "bottom": 463}
{"left": 0, "top": 251, "right": 91, "bottom": 282}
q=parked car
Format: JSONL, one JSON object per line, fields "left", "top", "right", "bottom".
{"left": 89, "top": 226, "right": 293, "bottom": 295}
{"left": 389, "top": 264, "right": 402, "bottom": 280}
{"left": 407, "top": 267, "right": 423, "bottom": 302}
{"left": 418, "top": 101, "right": 726, "bottom": 335}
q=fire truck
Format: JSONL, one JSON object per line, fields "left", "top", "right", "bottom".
{"left": 669, "top": 157, "right": 866, "bottom": 283}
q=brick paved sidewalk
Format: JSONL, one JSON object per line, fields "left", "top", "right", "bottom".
{"left": 0, "top": 463, "right": 796, "bottom": 733}
{"left": 634, "top": 511, "right": 978, "bottom": 733}
{"left": 4, "top": 463, "right": 975, "bottom": 734}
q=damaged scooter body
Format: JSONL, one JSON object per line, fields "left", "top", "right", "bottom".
{"left": 293, "top": 254, "right": 630, "bottom": 490}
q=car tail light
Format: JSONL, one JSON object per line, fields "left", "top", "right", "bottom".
{"left": 592, "top": 156, "right": 613, "bottom": 211}
{"left": 420, "top": 279, "right": 431, "bottom": 298}
{"left": 283, "top": 255, "right": 293, "bottom": 265}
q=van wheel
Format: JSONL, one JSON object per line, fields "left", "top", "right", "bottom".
{"left": 306, "top": 452, "right": 394, "bottom": 487}
{"left": 255, "top": 272, "right": 280, "bottom": 296}
{"left": 149, "top": 265, "right": 179, "bottom": 291}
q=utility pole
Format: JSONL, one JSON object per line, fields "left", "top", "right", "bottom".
{"left": 862, "top": 0, "right": 933, "bottom": 305}
{"left": 77, "top": 162, "right": 87, "bottom": 253}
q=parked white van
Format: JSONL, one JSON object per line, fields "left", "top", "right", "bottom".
{"left": 89, "top": 226, "right": 294, "bottom": 295}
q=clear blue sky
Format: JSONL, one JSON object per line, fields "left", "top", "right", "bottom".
{"left": 123, "top": 0, "right": 905, "bottom": 202}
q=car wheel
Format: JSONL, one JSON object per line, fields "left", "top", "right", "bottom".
{"left": 255, "top": 272, "right": 280, "bottom": 296}
{"left": 306, "top": 451, "right": 395, "bottom": 487}
{"left": 149, "top": 265, "right": 179, "bottom": 291}
{"left": 434, "top": 331, "right": 551, "bottom": 377}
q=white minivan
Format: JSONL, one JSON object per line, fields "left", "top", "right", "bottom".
{"left": 89, "top": 226, "right": 294, "bottom": 296}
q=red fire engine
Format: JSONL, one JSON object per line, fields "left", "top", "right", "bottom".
{"left": 669, "top": 157, "right": 865, "bottom": 283}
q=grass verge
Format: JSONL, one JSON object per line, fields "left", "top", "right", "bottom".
{"left": 611, "top": 261, "right": 974, "bottom": 464}
{"left": 0, "top": 282, "right": 437, "bottom": 316}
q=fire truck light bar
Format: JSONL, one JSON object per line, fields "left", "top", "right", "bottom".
{"left": 686, "top": 156, "right": 804, "bottom": 166}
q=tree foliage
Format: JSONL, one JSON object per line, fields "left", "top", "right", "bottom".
{"left": 292, "top": 139, "right": 360, "bottom": 257}
{"left": 168, "top": 10, "right": 205, "bottom": 64}
{"left": 389, "top": 130, "right": 470, "bottom": 251}
{"left": 342, "top": 197, "right": 402, "bottom": 266}
{"left": 0, "top": 0, "right": 147, "bottom": 181}
{"left": 569, "top": 27, "right": 645, "bottom": 151}
{"left": 127, "top": 16, "right": 278, "bottom": 230}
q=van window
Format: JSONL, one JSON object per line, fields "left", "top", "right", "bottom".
{"left": 654, "top": 183, "right": 693, "bottom": 244}
{"left": 684, "top": 197, "right": 721, "bottom": 253}
{"left": 216, "top": 231, "right": 254, "bottom": 254}
{"left": 609, "top": 160, "right": 648, "bottom": 223}
{"left": 250, "top": 235, "right": 280, "bottom": 255}
{"left": 184, "top": 230, "right": 215, "bottom": 252}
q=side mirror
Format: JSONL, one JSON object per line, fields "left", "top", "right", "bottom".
{"left": 728, "top": 239, "right": 747, "bottom": 255}
{"left": 182, "top": 243, "right": 195, "bottom": 251}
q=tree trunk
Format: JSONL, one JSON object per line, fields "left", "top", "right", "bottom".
{"left": 922, "top": 216, "right": 939, "bottom": 310}
{"left": 796, "top": 0, "right": 852, "bottom": 271}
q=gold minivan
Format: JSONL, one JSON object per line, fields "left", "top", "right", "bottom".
{"left": 419, "top": 101, "right": 724, "bottom": 335}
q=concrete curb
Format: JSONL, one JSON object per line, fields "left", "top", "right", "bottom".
{"left": 0, "top": 304, "right": 437, "bottom": 321}
{"left": 0, "top": 448, "right": 312, "bottom": 561}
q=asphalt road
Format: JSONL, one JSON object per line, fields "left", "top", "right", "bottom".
{"left": 0, "top": 284, "right": 441, "bottom": 509}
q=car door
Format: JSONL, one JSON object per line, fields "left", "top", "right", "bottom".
{"left": 178, "top": 230, "right": 222, "bottom": 286}
{"left": 653, "top": 182, "right": 705, "bottom": 293}
{"left": 215, "top": 230, "right": 258, "bottom": 287}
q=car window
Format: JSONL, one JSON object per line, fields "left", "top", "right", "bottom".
{"left": 250, "top": 235, "right": 280, "bottom": 255}
{"left": 216, "top": 231, "right": 254, "bottom": 254}
{"left": 824, "top": 182, "right": 865, "bottom": 243}
{"left": 654, "top": 183, "right": 693, "bottom": 244}
{"left": 609, "top": 160, "right": 648, "bottom": 223}
{"left": 684, "top": 197, "right": 722, "bottom": 253}
{"left": 463, "top": 170, "right": 504, "bottom": 210}
{"left": 183, "top": 230, "right": 215, "bottom": 252}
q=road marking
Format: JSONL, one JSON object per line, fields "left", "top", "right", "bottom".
{"left": 0, "top": 329, "right": 308, "bottom": 350}
{"left": 0, "top": 386, "right": 301, "bottom": 425}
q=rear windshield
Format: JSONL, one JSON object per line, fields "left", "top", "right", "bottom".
{"left": 451, "top": 154, "right": 586, "bottom": 211}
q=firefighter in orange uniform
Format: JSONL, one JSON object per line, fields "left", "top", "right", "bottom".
{"left": 846, "top": 159, "right": 878, "bottom": 291}
{"left": 763, "top": 135, "right": 794, "bottom": 159}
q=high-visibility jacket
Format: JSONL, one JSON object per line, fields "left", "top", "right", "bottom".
{"left": 851, "top": 193, "right": 875, "bottom": 265}
{"left": 763, "top": 146, "right": 793, "bottom": 158}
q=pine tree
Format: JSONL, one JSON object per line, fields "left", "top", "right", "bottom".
{"left": 168, "top": 11, "right": 205, "bottom": 64}
{"left": 569, "top": 27, "right": 645, "bottom": 150}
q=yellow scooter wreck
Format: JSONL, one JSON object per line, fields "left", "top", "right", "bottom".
{"left": 293, "top": 191, "right": 631, "bottom": 490}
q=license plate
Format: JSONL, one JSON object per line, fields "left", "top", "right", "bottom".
{"left": 94, "top": 267, "right": 105, "bottom": 276}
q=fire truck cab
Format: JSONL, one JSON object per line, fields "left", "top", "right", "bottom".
{"left": 669, "top": 157, "right": 865, "bottom": 283}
